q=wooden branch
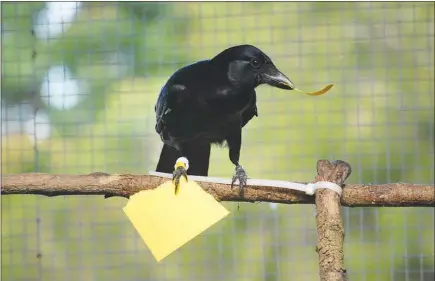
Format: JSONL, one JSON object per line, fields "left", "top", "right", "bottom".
{"left": 314, "top": 160, "right": 351, "bottom": 281}
{"left": 1, "top": 170, "right": 434, "bottom": 207}
{"left": 1, "top": 161, "right": 434, "bottom": 281}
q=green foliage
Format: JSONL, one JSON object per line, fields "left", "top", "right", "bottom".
{"left": 1, "top": 2, "right": 434, "bottom": 281}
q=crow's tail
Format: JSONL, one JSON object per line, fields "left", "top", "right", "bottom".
{"left": 156, "top": 142, "right": 211, "bottom": 176}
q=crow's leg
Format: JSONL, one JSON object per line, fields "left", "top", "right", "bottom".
{"left": 227, "top": 128, "right": 247, "bottom": 196}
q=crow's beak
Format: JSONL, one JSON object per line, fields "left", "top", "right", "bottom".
{"left": 262, "top": 66, "right": 295, "bottom": 90}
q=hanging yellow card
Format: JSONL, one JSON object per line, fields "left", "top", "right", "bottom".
{"left": 123, "top": 177, "right": 230, "bottom": 262}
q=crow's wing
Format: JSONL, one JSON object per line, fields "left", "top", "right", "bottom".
{"left": 155, "top": 83, "right": 189, "bottom": 135}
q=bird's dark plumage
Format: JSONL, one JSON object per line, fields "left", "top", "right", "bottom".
{"left": 154, "top": 44, "right": 294, "bottom": 194}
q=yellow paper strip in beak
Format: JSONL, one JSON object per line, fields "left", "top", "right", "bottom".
{"left": 294, "top": 84, "right": 334, "bottom": 96}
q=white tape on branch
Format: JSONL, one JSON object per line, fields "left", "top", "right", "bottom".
{"left": 305, "top": 181, "right": 343, "bottom": 196}
{"left": 149, "top": 173, "right": 343, "bottom": 196}
{"left": 149, "top": 156, "right": 343, "bottom": 196}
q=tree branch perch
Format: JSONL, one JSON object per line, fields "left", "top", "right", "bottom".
{"left": 1, "top": 168, "right": 433, "bottom": 208}
{"left": 1, "top": 160, "right": 434, "bottom": 281}
{"left": 314, "top": 160, "right": 351, "bottom": 281}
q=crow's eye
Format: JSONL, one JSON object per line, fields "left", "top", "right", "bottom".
{"left": 251, "top": 58, "right": 262, "bottom": 68}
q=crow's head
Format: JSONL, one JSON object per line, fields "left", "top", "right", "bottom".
{"left": 211, "top": 44, "right": 294, "bottom": 90}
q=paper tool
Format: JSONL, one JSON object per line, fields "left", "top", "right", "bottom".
{"left": 123, "top": 157, "right": 230, "bottom": 262}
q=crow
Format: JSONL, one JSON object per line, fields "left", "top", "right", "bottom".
{"left": 154, "top": 44, "right": 294, "bottom": 195}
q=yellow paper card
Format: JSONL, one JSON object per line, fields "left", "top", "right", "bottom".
{"left": 123, "top": 178, "right": 230, "bottom": 262}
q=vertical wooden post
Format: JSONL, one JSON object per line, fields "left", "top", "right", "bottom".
{"left": 314, "top": 160, "right": 352, "bottom": 281}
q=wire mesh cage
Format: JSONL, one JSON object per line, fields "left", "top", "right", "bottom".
{"left": 1, "top": 2, "right": 434, "bottom": 281}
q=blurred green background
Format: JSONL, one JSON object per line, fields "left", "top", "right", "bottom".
{"left": 1, "top": 2, "right": 434, "bottom": 281}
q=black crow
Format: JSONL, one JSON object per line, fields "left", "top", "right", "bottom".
{"left": 154, "top": 44, "right": 294, "bottom": 195}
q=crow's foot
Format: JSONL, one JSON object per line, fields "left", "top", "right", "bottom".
{"left": 231, "top": 165, "right": 247, "bottom": 197}
{"left": 172, "top": 157, "right": 189, "bottom": 194}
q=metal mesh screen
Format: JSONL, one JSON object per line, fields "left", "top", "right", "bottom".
{"left": 2, "top": 2, "right": 434, "bottom": 281}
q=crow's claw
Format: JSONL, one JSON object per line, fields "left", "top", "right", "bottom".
{"left": 231, "top": 165, "right": 248, "bottom": 197}
{"left": 172, "top": 166, "right": 188, "bottom": 194}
